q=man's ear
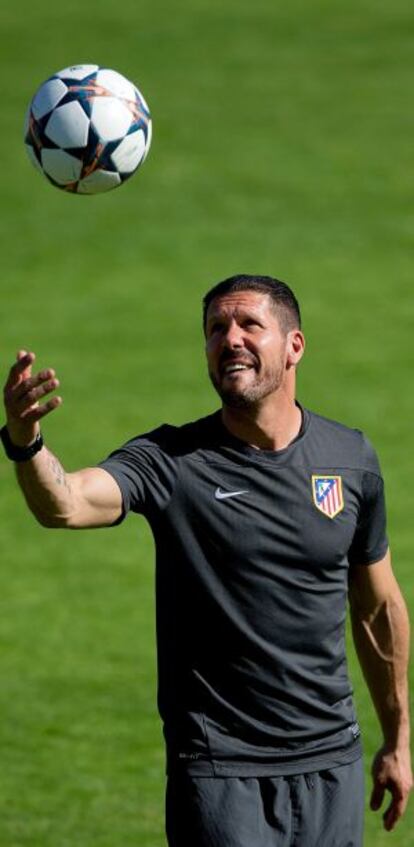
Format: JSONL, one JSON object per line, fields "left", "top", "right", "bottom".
{"left": 286, "top": 330, "right": 305, "bottom": 367}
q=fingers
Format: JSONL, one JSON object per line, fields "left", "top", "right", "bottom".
{"left": 4, "top": 351, "right": 62, "bottom": 435}
{"left": 371, "top": 777, "right": 411, "bottom": 831}
{"left": 22, "top": 394, "right": 62, "bottom": 422}
{"left": 370, "top": 780, "right": 385, "bottom": 812}
{"left": 4, "top": 351, "right": 35, "bottom": 390}
{"left": 14, "top": 371, "right": 59, "bottom": 411}
{"left": 371, "top": 747, "right": 413, "bottom": 832}
{"left": 382, "top": 787, "right": 407, "bottom": 832}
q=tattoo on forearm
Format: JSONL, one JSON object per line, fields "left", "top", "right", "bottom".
{"left": 47, "top": 451, "right": 72, "bottom": 493}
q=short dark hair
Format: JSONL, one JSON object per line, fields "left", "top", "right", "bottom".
{"left": 203, "top": 274, "right": 301, "bottom": 333}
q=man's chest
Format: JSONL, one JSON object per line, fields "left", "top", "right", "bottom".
{"left": 166, "top": 458, "right": 362, "bottom": 573}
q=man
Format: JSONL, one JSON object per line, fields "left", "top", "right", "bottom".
{"left": 2, "top": 274, "right": 412, "bottom": 846}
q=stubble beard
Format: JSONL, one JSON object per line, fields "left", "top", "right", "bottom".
{"left": 209, "top": 362, "right": 285, "bottom": 409}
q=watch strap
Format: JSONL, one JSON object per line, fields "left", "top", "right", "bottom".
{"left": 0, "top": 426, "right": 44, "bottom": 462}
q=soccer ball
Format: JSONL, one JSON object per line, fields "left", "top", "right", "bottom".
{"left": 24, "top": 64, "right": 152, "bottom": 194}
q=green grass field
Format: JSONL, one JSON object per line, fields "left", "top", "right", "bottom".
{"left": 1, "top": 1, "right": 413, "bottom": 843}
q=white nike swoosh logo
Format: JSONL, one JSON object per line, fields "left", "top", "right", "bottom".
{"left": 214, "top": 487, "right": 249, "bottom": 500}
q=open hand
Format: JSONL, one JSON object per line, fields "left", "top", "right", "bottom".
{"left": 3, "top": 350, "right": 61, "bottom": 446}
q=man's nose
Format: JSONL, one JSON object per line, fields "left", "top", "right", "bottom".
{"left": 223, "top": 322, "right": 244, "bottom": 348}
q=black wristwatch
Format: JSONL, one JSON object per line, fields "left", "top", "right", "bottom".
{"left": 0, "top": 425, "right": 44, "bottom": 462}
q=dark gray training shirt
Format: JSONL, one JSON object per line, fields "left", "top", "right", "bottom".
{"left": 99, "top": 407, "right": 388, "bottom": 776}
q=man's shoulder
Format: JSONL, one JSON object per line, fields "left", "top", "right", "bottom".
{"left": 305, "top": 407, "right": 380, "bottom": 474}
{"left": 124, "top": 411, "right": 221, "bottom": 457}
{"left": 307, "top": 408, "right": 364, "bottom": 440}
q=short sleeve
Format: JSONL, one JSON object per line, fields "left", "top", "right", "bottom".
{"left": 347, "top": 435, "right": 388, "bottom": 565}
{"left": 97, "top": 428, "right": 177, "bottom": 520}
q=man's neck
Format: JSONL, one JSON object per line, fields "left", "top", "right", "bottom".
{"left": 221, "top": 395, "right": 302, "bottom": 451}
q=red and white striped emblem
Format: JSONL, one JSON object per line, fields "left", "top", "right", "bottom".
{"left": 312, "top": 475, "right": 344, "bottom": 519}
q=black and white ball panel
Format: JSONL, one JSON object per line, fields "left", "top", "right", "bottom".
{"left": 24, "top": 64, "right": 151, "bottom": 194}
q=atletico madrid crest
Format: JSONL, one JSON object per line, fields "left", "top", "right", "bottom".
{"left": 312, "top": 475, "right": 344, "bottom": 519}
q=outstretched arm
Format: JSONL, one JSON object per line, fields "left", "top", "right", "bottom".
{"left": 2, "top": 350, "right": 123, "bottom": 528}
{"left": 348, "top": 549, "right": 412, "bottom": 831}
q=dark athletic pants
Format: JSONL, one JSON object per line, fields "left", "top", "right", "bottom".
{"left": 166, "top": 758, "right": 364, "bottom": 847}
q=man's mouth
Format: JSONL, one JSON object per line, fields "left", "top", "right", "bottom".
{"left": 220, "top": 359, "right": 256, "bottom": 377}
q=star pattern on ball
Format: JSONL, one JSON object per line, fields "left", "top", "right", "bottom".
{"left": 24, "top": 65, "right": 152, "bottom": 194}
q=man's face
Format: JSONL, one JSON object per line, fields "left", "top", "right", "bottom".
{"left": 205, "top": 291, "right": 292, "bottom": 408}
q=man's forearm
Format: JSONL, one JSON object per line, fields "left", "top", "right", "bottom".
{"left": 15, "top": 446, "right": 75, "bottom": 527}
{"left": 350, "top": 589, "right": 410, "bottom": 747}
{"left": 3, "top": 350, "right": 122, "bottom": 531}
